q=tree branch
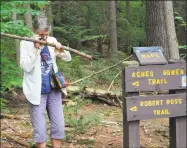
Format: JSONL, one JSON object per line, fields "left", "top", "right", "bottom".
{"left": 69, "top": 55, "right": 132, "bottom": 85}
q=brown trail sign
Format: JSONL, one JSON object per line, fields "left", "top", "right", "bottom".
{"left": 125, "top": 93, "right": 186, "bottom": 121}
{"left": 124, "top": 62, "right": 186, "bottom": 92}
{"left": 122, "top": 46, "right": 186, "bottom": 148}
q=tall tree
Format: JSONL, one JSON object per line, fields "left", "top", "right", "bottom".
{"left": 97, "top": 1, "right": 106, "bottom": 55}
{"left": 125, "top": 0, "right": 132, "bottom": 52}
{"left": 164, "top": 1, "right": 179, "bottom": 59}
{"left": 146, "top": 1, "right": 169, "bottom": 59}
{"left": 126, "top": 0, "right": 131, "bottom": 23}
{"left": 109, "top": 0, "right": 118, "bottom": 53}
{"left": 46, "top": 3, "right": 54, "bottom": 36}
{"left": 23, "top": 3, "right": 33, "bottom": 30}
{"left": 146, "top": 1, "right": 180, "bottom": 60}
{"left": 12, "top": 8, "right": 20, "bottom": 65}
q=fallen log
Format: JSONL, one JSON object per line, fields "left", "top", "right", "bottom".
{"left": 67, "top": 86, "right": 121, "bottom": 97}
{"left": 66, "top": 86, "right": 122, "bottom": 107}
{"left": 1, "top": 32, "right": 93, "bottom": 60}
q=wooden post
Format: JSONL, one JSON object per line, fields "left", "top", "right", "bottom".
{"left": 169, "top": 89, "right": 186, "bottom": 148}
{"left": 168, "top": 60, "right": 186, "bottom": 148}
{"left": 122, "top": 61, "right": 140, "bottom": 148}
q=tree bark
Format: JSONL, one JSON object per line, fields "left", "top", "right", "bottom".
{"left": 125, "top": 0, "right": 132, "bottom": 52}
{"left": 46, "top": 4, "right": 54, "bottom": 36}
{"left": 97, "top": 2, "right": 105, "bottom": 55}
{"left": 164, "top": 1, "right": 179, "bottom": 59}
{"left": 126, "top": 0, "right": 131, "bottom": 23}
{"left": 12, "top": 10, "right": 20, "bottom": 65}
{"left": 146, "top": 1, "right": 169, "bottom": 59}
{"left": 109, "top": 1, "right": 118, "bottom": 53}
{"left": 23, "top": 3, "right": 33, "bottom": 30}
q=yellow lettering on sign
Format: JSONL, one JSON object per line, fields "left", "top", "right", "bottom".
{"left": 150, "top": 53, "right": 154, "bottom": 58}
{"left": 147, "top": 54, "right": 151, "bottom": 58}
{"left": 131, "top": 71, "right": 154, "bottom": 78}
{"left": 148, "top": 78, "right": 168, "bottom": 85}
{"left": 141, "top": 53, "right": 160, "bottom": 59}
{"left": 141, "top": 54, "right": 146, "bottom": 59}
{"left": 155, "top": 53, "right": 160, "bottom": 58}
{"left": 137, "top": 72, "right": 140, "bottom": 77}
{"left": 132, "top": 81, "right": 139, "bottom": 86}
{"left": 130, "top": 106, "right": 138, "bottom": 111}
{"left": 166, "top": 98, "right": 182, "bottom": 105}
{"left": 171, "top": 70, "right": 176, "bottom": 75}
{"left": 150, "top": 71, "right": 154, "bottom": 77}
{"left": 180, "top": 69, "right": 185, "bottom": 75}
{"left": 156, "top": 79, "right": 161, "bottom": 84}
{"left": 153, "top": 109, "right": 170, "bottom": 115}
{"left": 163, "top": 69, "right": 185, "bottom": 76}
{"left": 132, "top": 72, "right": 136, "bottom": 77}
{"left": 141, "top": 72, "right": 145, "bottom": 77}
{"left": 140, "top": 100, "right": 163, "bottom": 107}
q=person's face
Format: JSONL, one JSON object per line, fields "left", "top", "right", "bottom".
{"left": 35, "top": 30, "right": 49, "bottom": 40}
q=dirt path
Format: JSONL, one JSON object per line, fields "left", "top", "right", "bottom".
{"left": 1, "top": 92, "right": 169, "bottom": 148}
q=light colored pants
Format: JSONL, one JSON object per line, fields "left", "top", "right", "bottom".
{"left": 27, "top": 90, "right": 65, "bottom": 143}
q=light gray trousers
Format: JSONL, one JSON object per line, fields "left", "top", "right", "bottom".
{"left": 27, "top": 90, "right": 65, "bottom": 143}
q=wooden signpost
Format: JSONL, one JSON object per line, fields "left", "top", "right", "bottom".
{"left": 122, "top": 47, "right": 186, "bottom": 148}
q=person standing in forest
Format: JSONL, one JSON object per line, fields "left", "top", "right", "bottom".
{"left": 20, "top": 14, "right": 71, "bottom": 148}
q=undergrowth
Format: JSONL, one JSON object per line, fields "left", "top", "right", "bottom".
{"left": 57, "top": 50, "right": 128, "bottom": 89}
{"left": 64, "top": 95, "right": 101, "bottom": 135}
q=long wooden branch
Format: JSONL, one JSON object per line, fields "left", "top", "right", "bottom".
{"left": 2, "top": 133, "right": 30, "bottom": 148}
{"left": 1, "top": 32, "right": 93, "bottom": 60}
{"left": 0, "top": 113, "right": 23, "bottom": 120}
{"left": 107, "top": 71, "right": 121, "bottom": 91}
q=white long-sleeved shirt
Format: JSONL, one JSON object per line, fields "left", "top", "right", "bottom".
{"left": 20, "top": 36, "right": 71, "bottom": 105}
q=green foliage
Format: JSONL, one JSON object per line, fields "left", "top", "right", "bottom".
{"left": 1, "top": 20, "right": 33, "bottom": 36}
{"left": 53, "top": 1, "right": 146, "bottom": 53}
{"left": 174, "top": 12, "right": 186, "bottom": 30}
{"left": 117, "top": 1, "right": 146, "bottom": 52}
{"left": 179, "top": 45, "right": 187, "bottom": 50}
{"left": 0, "top": 98, "right": 9, "bottom": 113}
{"left": 64, "top": 97, "right": 100, "bottom": 134}
{"left": 1, "top": 38, "right": 22, "bottom": 91}
{"left": 57, "top": 56, "right": 84, "bottom": 81}
{"left": 0, "top": 1, "right": 49, "bottom": 92}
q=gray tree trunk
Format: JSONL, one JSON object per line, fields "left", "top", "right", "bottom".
{"left": 12, "top": 10, "right": 20, "bottom": 65}
{"left": 109, "top": 0, "right": 118, "bottom": 53}
{"left": 125, "top": 0, "right": 131, "bottom": 52}
{"left": 126, "top": 0, "right": 131, "bottom": 23}
{"left": 23, "top": 3, "right": 33, "bottom": 30}
{"left": 46, "top": 4, "right": 54, "bottom": 36}
{"left": 146, "top": 1, "right": 169, "bottom": 59}
{"left": 97, "top": 2, "right": 106, "bottom": 55}
{"left": 164, "top": 1, "right": 179, "bottom": 59}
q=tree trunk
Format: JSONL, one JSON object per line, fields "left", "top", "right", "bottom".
{"left": 125, "top": 0, "right": 132, "bottom": 52}
{"left": 164, "top": 1, "right": 179, "bottom": 59}
{"left": 146, "top": 1, "right": 169, "bottom": 59}
{"left": 126, "top": 0, "right": 131, "bottom": 23}
{"left": 97, "top": 38, "right": 104, "bottom": 55}
{"left": 97, "top": 2, "right": 106, "bottom": 55}
{"left": 23, "top": 3, "right": 33, "bottom": 30}
{"left": 109, "top": 0, "right": 118, "bottom": 53}
{"left": 12, "top": 10, "right": 20, "bottom": 65}
{"left": 46, "top": 4, "right": 54, "bottom": 36}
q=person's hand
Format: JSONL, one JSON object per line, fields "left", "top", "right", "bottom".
{"left": 33, "top": 35, "right": 45, "bottom": 49}
{"left": 54, "top": 41, "right": 64, "bottom": 52}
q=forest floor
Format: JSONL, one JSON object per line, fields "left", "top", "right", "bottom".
{"left": 1, "top": 89, "right": 169, "bottom": 148}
